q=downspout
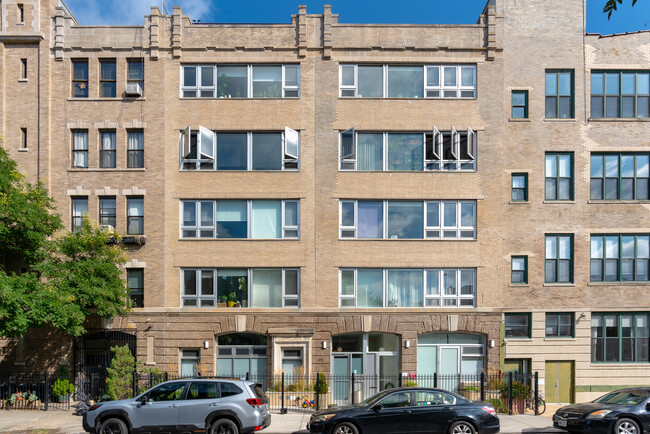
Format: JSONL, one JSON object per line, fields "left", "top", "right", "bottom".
{"left": 37, "top": 38, "right": 41, "bottom": 182}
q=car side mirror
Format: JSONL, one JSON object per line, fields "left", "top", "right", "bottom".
{"left": 139, "top": 395, "right": 148, "bottom": 405}
{"left": 646, "top": 402, "right": 650, "bottom": 412}
{"left": 371, "top": 404, "right": 382, "bottom": 412}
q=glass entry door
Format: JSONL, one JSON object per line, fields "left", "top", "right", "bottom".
{"left": 333, "top": 355, "right": 350, "bottom": 401}
{"left": 439, "top": 346, "right": 460, "bottom": 392}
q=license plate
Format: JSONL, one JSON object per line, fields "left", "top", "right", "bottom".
{"left": 559, "top": 419, "right": 567, "bottom": 427}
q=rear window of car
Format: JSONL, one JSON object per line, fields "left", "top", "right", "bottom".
{"left": 220, "top": 382, "right": 243, "bottom": 397}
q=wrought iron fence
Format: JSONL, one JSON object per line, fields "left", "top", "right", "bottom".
{"left": 0, "top": 373, "right": 71, "bottom": 411}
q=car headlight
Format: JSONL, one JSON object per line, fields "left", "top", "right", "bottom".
{"left": 586, "top": 410, "right": 612, "bottom": 420}
{"left": 311, "top": 414, "right": 336, "bottom": 423}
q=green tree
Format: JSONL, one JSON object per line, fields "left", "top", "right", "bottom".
{"left": 105, "top": 345, "right": 136, "bottom": 400}
{"left": 0, "top": 146, "right": 130, "bottom": 338}
{"left": 604, "top": 0, "right": 639, "bottom": 18}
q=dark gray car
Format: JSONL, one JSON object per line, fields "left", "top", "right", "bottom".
{"left": 83, "top": 378, "right": 270, "bottom": 434}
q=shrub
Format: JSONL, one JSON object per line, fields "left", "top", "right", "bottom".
{"left": 53, "top": 366, "right": 75, "bottom": 397}
{"left": 105, "top": 345, "right": 135, "bottom": 401}
{"left": 500, "top": 380, "right": 530, "bottom": 401}
{"left": 313, "top": 373, "right": 329, "bottom": 394}
{"left": 488, "top": 398, "right": 508, "bottom": 413}
{"left": 403, "top": 380, "right": 418, "bottom": 387}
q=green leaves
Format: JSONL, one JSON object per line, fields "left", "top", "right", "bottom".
{"left": 603, "top": 0, "right": 639, "bottom": 19}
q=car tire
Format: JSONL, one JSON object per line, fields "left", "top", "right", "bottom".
{"left": 614, "top": 418, "right": 640, "bottom": 434}
{"left": 333, "top": 422, "right": 359, "bottom": 434}
{"left": 449, "top": 421, "right": 476, "bottom": 434}
{"left": 210, "top": 418, "right": 239, "bottom": 434}
{"left": 99, "top": 417, "right": 128, "bottom": 434}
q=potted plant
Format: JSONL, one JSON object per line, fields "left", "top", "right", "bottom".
{"left": 53, "top": 367, "right": 75, "bottom": 403}
{"left": 313, "top": 373, "right": 330, "bottom": 410}
{"left": 500, "top": 380, "right": 530, "bottom": 414}
{"left": 227, "top": 291, "right": 238, "bottom": 307}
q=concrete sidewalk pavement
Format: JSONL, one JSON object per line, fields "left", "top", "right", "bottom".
{"left": 0, "top": 409, "right": 565, "bottom": 434}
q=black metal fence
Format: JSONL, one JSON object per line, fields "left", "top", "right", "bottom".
{"left": 0, "top": 373, "right": 71, "bottom": 411}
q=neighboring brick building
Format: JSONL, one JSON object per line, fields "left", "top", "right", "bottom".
{"left": 0, "top": 0, "right": 648, "bottom": 403}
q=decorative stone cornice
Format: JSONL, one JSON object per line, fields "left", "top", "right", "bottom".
{"left": 124, "top": 259, "right": 147, "bottom": 268}
{"left": 94, "top": 120, "right": 118, "bottom": 129}
{"left": 66, "top": 186, "right": 91, "bottom": 196}
{"left": 122, "top": 187, "right": 147, "bottom": 196}
{"left": 122, "top": 120, "right": 147, "bottom": 129}
{"left": 95, "top": 186, "right": 119, "bottom": 196}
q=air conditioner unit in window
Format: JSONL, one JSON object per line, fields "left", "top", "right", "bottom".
{"left": 125, "top": 83, "right": 142, "bottom": 97}
{"left": 99, "top": 224, "right": 115, "bottom": 233}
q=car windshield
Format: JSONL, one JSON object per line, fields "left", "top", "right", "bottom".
{"left": 357, "top": 390, "right": 393, "bottom": 407}
{"left": 593, "top": 391, "right": 649, "bottom": 406}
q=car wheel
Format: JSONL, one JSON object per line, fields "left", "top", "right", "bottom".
{"left": 99, "top": 417, "right": 128, "bottom": 434}
{"left": 333, "top": 422, "right": 359, "bottom": 434}
{"left": 210, "top": 418, "right": 239, "bottom": 434}
{"left": 449, "top": 421, "right": 476, "bottom": 434}
{"left": 614, "top": 418, "right": 640, "bottom": 434}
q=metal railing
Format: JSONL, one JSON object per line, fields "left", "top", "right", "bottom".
{"left": 0, "top": 373, "right": 71, "bottom": 411}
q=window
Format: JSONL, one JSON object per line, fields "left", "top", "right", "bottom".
{"left": 127, "top": 59, "right": 144, "bottom": 93}
{"left": 181, "top": 64, "right": 300, "bottom": 98}
{"left": 511, "top": 256, "right": 528, "bottom": 284}
{"left": 100, "top": 131, "right": 116, "bottom": 168}
{"left": 180, "top": 128, "right": 299, "bottom": 171}
{"left": 545, "top": 153, "right": 573, "bottom": 201}
{"left": 99, "top": 197, "right": 116, "bottom": 228}
{"left": 591, "top": 154, "right": 649, "bottom": 201}
{"left": 545, "top": 234, "right": 573, "bottom": 283}
{"left": 216, "top": 333, "right": 267, "bottom": 379}
{"left": 340, "top": 268, "right": 476, "bottom": 308}
{"left": 146, "top": 382, "right": 187, "bottom": 401}
{"left": 127, "top": 268, "right": 144, "bottom": 308}
{"left": 18, "top": 4, "right": 24, "bottom": 23}
{"left": 127, "top": 130, "right": 144, "bottom": 168}
{"left": 127, "top": 197, "right": 144, "bottom": 235}
{"left": 20, "top": 128, "right": 27, "bottom": 149}
{"left": 187, "top": 382, "right": 218, "bottom": 400}
{"left": 591, "top": 313, "right": 649, "bottom": 363}
{"left": 340, "top": 129, "right": 476, "bottom": 172}
{"left": 281, "top": 349, "right": 303, "bottom": 375}
{"left": 181, "top": 200, "right": 299, "bottom": 239}
{"left": 180, "top": 349, "right": 200, "bottom": 376}
{"left": 100, "top": 60, "right": 116, "bottom": 98}
{"left": 21, "top": 58, "right": 27, "bottom": 79}
{"left": 339, "top": 64, "right": 476, "bottom": 99}
{"left": 590, "top": 235, "right": 649, "bottom": 282}
{"left": 511, "top": 90, "right": 528, "bottom": 118}
{"left": 511, "top": 173, "right": 528, "bottom": 201}
{"left": 71, "top": 197, "right": 88, "bottom": 233}
{"left": 505, "top": 313, "right": 531, "bottom": 338}
{"left": 545, "top": 71, "right": 574, "bottom": 119}
{"left": 72, "top": 130, "right": 88, "bottom": 168}
{"left": 182, "top": 268, "right": 300, "bottom": 308}
{"left": 546, "top": 313, "right": 574, "bottom": 338}
{"left": 72, "top": 60, "right": 88, "bottom": 98}
{"left": 591, "top": 71, "right": 650, "bottom": 118}
{"left": 340, "top": 200, "right": 475, "bottom": 240}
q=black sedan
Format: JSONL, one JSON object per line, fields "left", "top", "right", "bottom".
{"left": 307, "top": 387, "right": 499, "bottom": 434}
{"left": 553, "top": 387, "right": 650, "bottom": 434}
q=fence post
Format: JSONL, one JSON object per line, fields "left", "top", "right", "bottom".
{"left": 132, "top": 371, "right": 137, "bottom": 398}
{"left": 508, "top": 372, "right": 513, "bottom": 415}
{"left": 164, "top": 372, "right": 168, "bottom": 382}
{"left": 246, "top": 372, "right": 250, "bottom": 381}
{"left": 315, "top": 373, "right": 320, "bottom": 410}
{"left": 351, "top": 372, "right": 355, "bottom": 405}
{"left": 534, "top": 371, "right": 539, "bottom": 416}
{"left": 44, "top": 373, "right": 49, "bottom": 411}
{"left": 280, "top": 373, "right": 287, "bottom": 414}
{"left": 433, "top": 372, "right": 437, "bottom": 388}
{"left": 480, "top": 372, "right": 485, "bottom": 401}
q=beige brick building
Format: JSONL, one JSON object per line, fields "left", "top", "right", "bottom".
{"left": 0, "top": 0, "right": 648, "bottom": 403}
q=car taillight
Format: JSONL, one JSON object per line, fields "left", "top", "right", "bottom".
{"left": 482, "top": 406, "right": 496, "bottom": 416}
{"left": 89, "top": 404, "right": 101, "bottom": 411}
{"left": 246, "top": 398, "right": 265, "bottom": 407}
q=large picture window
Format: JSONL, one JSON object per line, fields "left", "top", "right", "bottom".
{"left": 180, "top": 128, "right": 299, "bottom": 171}
{"left": 591, "top": 71, "right": 650, "bottom": 118}
{"left": 181, "top": 200, "right": 299, "bottom": 239}
{"left": 590, "top": 235, "right": 649, "bottom": 282}
{"left": 591, "top": 313, "right": 649, "bottom": 363}
{"left": 505, "top": 313, "right": 531, "bottom": 338}
{"left": 340, "top": 200, "right": 475, "bottom": 240}
{"left": 590, "top": 153, "right": 649, "bottom": 201}
{"left": 181, "top": 64, "right": 299, "bottom": 98}
{"left": 182, "top": 268, "right": 299, "bottom": 308}
{"left": 340, "top": 129, "right": 476, "bottom": 172}
{"left": 339, "top": 268, "right": 476, "bottom": 308}
{"left": 339, "top": 64, "right": 476, "bottom": 99}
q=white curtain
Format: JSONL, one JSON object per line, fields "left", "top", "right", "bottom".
{"left": 251, "top": 269, "right": 282, "bottom": 308}
{"left": 357, "top": 134, "right": 383, "bottom": 171}
{"left": 73, "top": 132, "right": 88, "bottom": 168}
{"left": 251, "top": 201, "right": 281, "bottom": 239}
{"left": 387, "top": 269, "right": 423, "bottom": 307}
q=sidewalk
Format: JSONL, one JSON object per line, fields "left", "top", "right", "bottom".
{"left": 0, "top": 409, "right": 564, "bottom": 434}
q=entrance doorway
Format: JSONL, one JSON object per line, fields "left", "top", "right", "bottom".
{"left": 545, "top": 360, "right": 574, "bottom": 404}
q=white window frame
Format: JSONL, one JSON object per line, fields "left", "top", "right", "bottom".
{"left": 339, "top": 268, "right": 476, "bottom": 308}
{"left": 282, "top": 268, "right": 300, "bottom": 307}
{"left": 180, "top": 199, "right": 300, "bottom": 240}
{"left": 282, "top": 65, "right": 300, "bottom": 98}
{"left": 339, "top": 200, "right": 476, "bottom": 240}
{"left": 282, "top": 200, "right": 300, "bottom": 239}
{"left": 339, "top": 65, "right": 357, "bottom": 97}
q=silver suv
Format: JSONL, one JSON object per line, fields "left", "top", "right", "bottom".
{"left": 82, "top": 378, "right": 270, "bottom": 434}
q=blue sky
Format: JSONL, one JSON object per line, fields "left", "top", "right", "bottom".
{"left": 63, "top": 0, "right": 649, "bottom": 35}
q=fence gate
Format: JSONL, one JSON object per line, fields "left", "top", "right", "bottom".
{"left": 74, "top": 329, "right": 136, "bottom": 400}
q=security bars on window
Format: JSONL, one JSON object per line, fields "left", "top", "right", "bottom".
{"left": 339, "top": 65, "right": 476, "bottom": 98}
{"left": 339, "top": 129, "right": 476, "bottom": 171}
{"left": 180, "top": 127, "right": 299, "bottom": 171}
{"left": 339, "top": 268, "right": 476, "bottom": 308}
{"left": 339, "top": 200, "right": 476, "bottom": 240}
{"left": 181, "top": 200, "right": 299, "bottom": 239}
{"left": 181, "top": 65, "right": 300, "bottom": 98}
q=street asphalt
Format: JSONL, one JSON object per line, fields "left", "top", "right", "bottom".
{"left": 0, "top": 408, "right": 566, "bottom": 434}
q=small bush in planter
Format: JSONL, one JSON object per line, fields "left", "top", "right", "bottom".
{"left": 53, "top": 366, "right": 75, "bottom": 400}
{"left": 499, "top": 380, "right": 530, "bottom": 400}
{"left": 313, "top": 373, "right": 329, "bottom": 394}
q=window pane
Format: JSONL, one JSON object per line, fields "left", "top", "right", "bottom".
{"left": 460, "top": 67, "right": 474, "bottom": 87}
{"left": 512, "top": 257, "right": 525, "bottom": 271}
{"left": 512, "top": 92, "right": 526, "bottom": 106}
{"left": 606, "top": 155, "right": 619, "bottom": 177}
{"left": 357, "top": 269, "right": 383, "bottom": 307}
{"left": 559, "top": 72, "right": 572, "bottom": 95}
{"left": 591, "top": 73, "right": 604, "bottom": 94}
{"left": 184, "top": 66, "right": 197, "bottom": 87}
{"left": 341, "top": 270, "right": 355, "bottom": 297}
{"left": 217, "top": 66, "right": 248, "bottom": 98}
{"left": 358, "top": 66, "right": 383, "bottom": 98}
{"left": 387, "top": 66, "right": 423, "bottom": 98}
{"left": 425, "top": 270, "right": 439, "bottom": 296}
{"left": 251, "top": 201, "right": 281, "bottom": 239}
{"left": 546, "top": 73, "right": 557, "bottom": 96}
{"left": 358, "top": 201, "right": 383, "bottom": 238}
{"left": 387, "top": 133, "right": 423, "bottom": 171}
{"left": 284, "top": 65, "right": 299, "bottom": 87}
{"left": 637, "top": 155, "right": 649, "bottom": 177}
{"left": 559, "top": 236, "right": 572, "bottom": 259}
{"left": 460, "top": 270, "right": 474, "bottom": 295}
{"left": 357, "top": 133, "right": 383, "bottom": 171}
{"left": 184, "top": 270, "right": 197, "bottom": 295}
{"left": 341, "top": 65, "right": 355, "bottom": 87}
{"left": 443, "top": 67, "right": 457, "bottom": 87}
{"left": 546, "top": 155, "right": 557, "bottom": 177}
{"left": 426, "top": 202, "right": 439, "bottom": 227}
{"left": 284, "top": 269, "right": 299, "bottom": 297}
{"left": 284, "top": 201, "right": 298, "bottom": 227}
{"left": 512, "top": 175, "right": 526, "bottom": 188}
{"left": 387, "top": 269, "right": 423, "bottom": 307}
{"left": 217, "top": 201, "right": 248, "bottom": 238}
{"left": 443, "top": 202, "right": 456, "bottom": 227}
{"left": 183, "top": 202, "right": 196, "bottom": 226}
{"left": 252, "top": 66, "right": 282, "bottom": 98}
{"left": 252, "top": 133, "right": 282, "bottom": 170}
{"left": 460, "top": 203, "right": 474, "bottom": 227}
{"left": 426, "top": 66, "right": 439, "bottom": 87}
{"left": 559, "top": 155, "right": 571, "bottom": 177}
{"left": 592, "top": 96, "right": 604, "bottom": 117}
{"left": 387, "top": 202, "right": 423, "bottom": 239}
{"left": 217, "top": 269, "right": 247, "bottom": 305}
{"left": 591, "top": 155, "right": 603, "bottom": 177}
{"left": 545, "top": 260, "right": 557, "bottom": 282}
{"left": 217, "top": 133, "right": 247, "bottom": 170}
{"left": 341, "top": 201, "right": 355, "bottom": 228}
{"left": 252, "top": 269, "right": 282, "bottom": 308}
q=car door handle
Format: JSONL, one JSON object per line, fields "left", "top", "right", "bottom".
{"left": 209, "top": 402, "right": 219, "bottom": 407}
{"left": 169, "top": 404, "right": 178, "bottom": 408}
{"left": 404, "top": 410, "right": 412, "bottom": 414}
